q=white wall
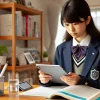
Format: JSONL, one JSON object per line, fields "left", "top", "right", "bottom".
{"left": 30, "top": 0, "right": 61, "bottom": 61}
{"left": 27, "top": 0, "right": 61, "bottom": 52}
{"left": 60, "top": 0, "right": 100, "bottom": 6}
{"left": 86, "top": 0, "right": 100, "bottom": 6}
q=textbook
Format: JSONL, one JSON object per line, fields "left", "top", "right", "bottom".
{"left": 21, "top": 85, "right": 100, "bottom": 100}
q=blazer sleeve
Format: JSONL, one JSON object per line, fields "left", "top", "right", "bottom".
{"left": 78, "top": 75, "right": 100, "bottom": 89}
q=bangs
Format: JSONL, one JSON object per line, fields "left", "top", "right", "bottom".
{"left": 63, "top": 11, "right": 83, "bottom": 23}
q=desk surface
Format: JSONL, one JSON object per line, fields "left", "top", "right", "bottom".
{"left": 1, "top": 82, "right": 46, "bottom": 100}
{"left": 1, "top": 95, "right": 46, "bottom": 100}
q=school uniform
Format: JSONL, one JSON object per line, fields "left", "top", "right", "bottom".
{"left": 40, "top": 35, "right": 100, "bottom": 89}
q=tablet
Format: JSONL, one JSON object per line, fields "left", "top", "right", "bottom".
{"left": 19, "top": 81, "right": 33, "bottom": 91}
{"left": 36, "top": 64, "right": 68, "bottom": 83}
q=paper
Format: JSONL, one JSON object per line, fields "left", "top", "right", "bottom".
{"left": 20, "top": 86, "right": 65, "bottom": 98}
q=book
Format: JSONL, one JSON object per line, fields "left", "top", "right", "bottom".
{"left": 50, "top": 85, "right": 100, "bottom": 100}
{"left": 0, "top": 14, "right": 12, "bottom": 36}
{"left": 21, "top": 85, "right": 100, "bottom": 100}
{"left": 0, "top": 0, "right": 10, "bottom": 3}
{"left": 0, "top": 11, "right": 23, "bottom": 36}
{"left": 16, "top": 11, "right": 23, "bottom": 36}
{"left": 33, "top": 21, "right": 40, "bottom": 37}
{"left": 24, "top": 15, "right": 33, "bottom": 37}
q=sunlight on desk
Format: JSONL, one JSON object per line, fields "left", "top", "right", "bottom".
{"left": 3, "top": 82, "right": 46, "bottom": 100}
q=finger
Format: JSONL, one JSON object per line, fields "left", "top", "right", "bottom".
{"left": 40, "top": 77, "right": 52, "bottom": 81}
{"left": 60, "top": 76, "right": 74, "bottom": 84}
{"left": 40, "top": 77, "right": 52, "bottom": 84}
{"left": 39, "top": 74, "right": 52, "bottom": 79}
{"left": 68, "top": 72, "right": 72, "bottom": 75}
{"left": 38, "top": 70, "right": 45, "bottom": 75}
{"left": 68, "top": 72, "right": 76, "bottom": 76}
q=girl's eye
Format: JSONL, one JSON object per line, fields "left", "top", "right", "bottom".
{"left": 64, "top": 23, "right": 69, "bottom": 26}
{"left": 73, "top": 22, "right": 79, "bottom": 25}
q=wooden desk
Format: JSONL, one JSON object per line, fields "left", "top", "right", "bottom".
{"left": 0, "top": 95, "right": 46, "bottom": 100}
{"left": 1, "top": 83, "right": 46, "bottom": 100}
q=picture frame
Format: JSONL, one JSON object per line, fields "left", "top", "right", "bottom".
{"left": 24, "top": 52, "right": 35, "bottom": 64}
{"left": 29, "top": 50, "right": 40, "bottom": 63}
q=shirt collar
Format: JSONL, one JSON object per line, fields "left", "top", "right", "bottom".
{"left": 73, "top": 35, "right": 91, "bottom": 46}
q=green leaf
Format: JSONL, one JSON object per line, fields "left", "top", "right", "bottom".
{"left": 0, "top": 45, "right": 8, "bottom": 56}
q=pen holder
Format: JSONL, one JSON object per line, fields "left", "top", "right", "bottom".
{"left": 0, "top": 76, "right": 4, "bottom": 96}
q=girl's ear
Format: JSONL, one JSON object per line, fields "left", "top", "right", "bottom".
{"left": 86, "top": 16, "right": 91, "bottom": 25}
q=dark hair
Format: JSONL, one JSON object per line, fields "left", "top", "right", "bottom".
{"left": 61, "top": 0, "right": 100, "bottom": 41}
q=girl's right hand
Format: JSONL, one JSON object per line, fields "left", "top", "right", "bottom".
{"left": 38, "top": 70, "right": 52, "bottom": 84}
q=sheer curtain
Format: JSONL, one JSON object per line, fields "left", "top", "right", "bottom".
{"left": 47, "top": 4, "right": 61, "bottom": 61}
{"left": 55, "top": 14, "right": 66, "bottom": 47}
{"left": 91, "top": 8, "right": 100, "bottom": 30}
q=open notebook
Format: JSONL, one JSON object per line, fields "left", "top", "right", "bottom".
{"left": 21, "top": 85, "right": 100, "bottom": 100}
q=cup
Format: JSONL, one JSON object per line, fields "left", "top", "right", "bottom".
{"left": 24, "top": 78, "right": 33, "bottom": 85}
{"left": 0, "top": 76, "right": 4, "bottom": 96}
{"left": 8, "top": 79, "right": 19, "bottom": 97}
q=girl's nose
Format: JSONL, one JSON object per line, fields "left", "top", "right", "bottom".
{"left": 69, "top": 24, "right": 75, "bottom": 32}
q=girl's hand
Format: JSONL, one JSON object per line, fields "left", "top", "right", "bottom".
{"left": 60, "top": 72, "right": 81, "bottom": 85}
{"left": 38, "top": 70, "right": 52, "bottom": 84}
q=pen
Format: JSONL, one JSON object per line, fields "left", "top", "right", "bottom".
{"left": 0, "top": 62, "right": 8, "bottom": 77}
{"left": 0, "top": 61, "right": 1, "bottom": 72}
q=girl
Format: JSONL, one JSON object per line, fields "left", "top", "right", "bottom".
{"left": 39, "top": 0, "right": 100, "bottom": 89}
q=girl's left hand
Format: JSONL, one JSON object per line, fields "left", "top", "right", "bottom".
{"left": 60, "top": 72, "right": 81, "bottom": 85}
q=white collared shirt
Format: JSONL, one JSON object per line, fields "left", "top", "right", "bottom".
{"left": 73, "top": 35, "right": 91, "bottom": 46}
{"left": 72, "top": 35, "right": 91, "bottom": 75}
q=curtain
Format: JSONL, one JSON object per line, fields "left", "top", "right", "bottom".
{"left": 47, "top": 3, "right": 61, "bottom": 61}
{"left": 91, "top": 8, "right": 100, "bottom": 30}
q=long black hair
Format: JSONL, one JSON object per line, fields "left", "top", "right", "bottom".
{"left": 61, "top": 0, "right": 100, "bottom": 41}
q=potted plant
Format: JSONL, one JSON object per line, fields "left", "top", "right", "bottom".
{"left": 43, "top": 51, "right": 48, "bottom": 62}
{"left": 0, "top": 45, "right": 8, "bottom": 65}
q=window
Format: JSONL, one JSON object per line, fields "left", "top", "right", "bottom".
{"left": 91, "top": 8, "right": 100, "bottom": 30}
{"left": 55, "top": 14, "right": 66, "bottom": 47}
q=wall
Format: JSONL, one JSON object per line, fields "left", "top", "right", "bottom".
{"left": 60, "top": 0, "right": 100, "bottom": 6}
{"left": 30, "top": 0, "right": 61, "bottom": 51}
{"left": 29, "top": 0, "right": 61, "bottom": 61}
{"left": 86, "top": 0, "right": 100, "bottom": 6}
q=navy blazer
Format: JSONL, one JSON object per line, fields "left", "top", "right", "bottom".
{"left": 40, "top": 39, "right": 100, "bottom": 89}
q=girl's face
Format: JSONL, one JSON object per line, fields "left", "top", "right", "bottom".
{"left": 63, "top": 17, "right": 90, "bottom": 42}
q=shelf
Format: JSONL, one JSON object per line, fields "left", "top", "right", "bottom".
{"left": 38, "top": 62, "right": 52, "bottom": 64}
{"left": 16, "top": 36, "right": 41, "bottom": 40}
{"left": 0, "top": 36, "right": 12, "bottom": 40}
{"left": 5, "top": 61, "right": 52, "bottom": 71}
{"left": 6, "top": 64, "right": 36, "bottom": 72}
{"left": 0, "top": 36, "right": 41, "bottom": 41}
{"left": 0, "top": 2, "right": 43, "bottom": 81}
{"left": 0, "top": 2, "right": 42, "bottom": 15}
{"left": 16, "top": 64, "right": 36, "bottom": 72}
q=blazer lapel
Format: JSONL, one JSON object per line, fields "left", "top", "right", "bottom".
{"left": 63, "top": 40, "right": 73, "bottom": 73}
{"left": 81, "top": 40, "right": 99, "bottom": 76}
